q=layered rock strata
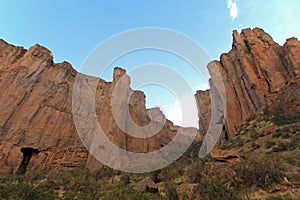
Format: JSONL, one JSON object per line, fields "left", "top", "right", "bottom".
{"left": 196, "top": 28, "right": 300, "bottom": 139}
{"left": 0, "top": 39, "right": 197, "bottom": 174}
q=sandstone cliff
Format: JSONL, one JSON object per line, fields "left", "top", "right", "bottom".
{"left": 0, "top": 39, "right": 195, "bottom": 174}
{"left": 1, "top": 27, "right": 299, "bottom": 175}
{"left": 196, "top": 28, "right": 300, "bottom": 139}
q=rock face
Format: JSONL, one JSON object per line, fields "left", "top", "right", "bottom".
{"left": 1, "top": 28, "right": 299, "bottom": 175}
{"left": 196, "top": 28, "right": 300, "bottom": 139}
{"left": 0, "top": 39, "right": 190, "bottom": 174}
{"left": 195, "top": 90, "right": 210, "bottom": 135}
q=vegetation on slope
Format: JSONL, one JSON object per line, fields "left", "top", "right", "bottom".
{"left": 0, "top": 112, "right": 299, "bottom": 200}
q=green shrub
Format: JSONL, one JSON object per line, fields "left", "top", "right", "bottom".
{"left": 158, "top": 163, "right": 183, "bottom": 182}
{"left": 265, "top": 141, "right": 276, "bottom": 149}
{"left": 271, "top": 112, "right": 300, "bottom": 126}
{"left": 265, "top": 194, "right": 294, "bottom": 200}
{"left": 197, "top": 178, "right": 240, "bottom": 200}
{"left": 62, "top": 187, "right": 101, "bottom": 200}
{"left": 236, "top": 140, "right": 245, "bottom": 148}
{"left": 186, "top": 160, "right": 203, "bottom": 183}
{"left": 250, "top": 132, "right": 259, "bottom": 140}
{"left": 288, "top": 136, "right": 300, "bottom": 150}
{"left": 273, "top": 131, "right": 283, "bottom": 138}
{"left": 282, "top": 132, "right": 291, "bottom": 139}
{"left": 102, "top": 187, "right": 163, "bottom": 200}
{"left": 0, "top": 182, "right": 57, "bottom": 200}
{"left": 234, "top": 155, "right": 285, "bottom": 188}
{"left": 272, "top": 142, "right": 288, "bottom": 152}
{"left": 93, "top": 167, "right": 117, "bottom": 179}
{"left": 166, "top": 184, "right": 179, "bottom": 200}
{"left": 251, "top": 143, "right": 260, "bottom": 150}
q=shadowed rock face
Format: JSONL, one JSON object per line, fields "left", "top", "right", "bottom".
{"left": 0, "top": 39, "right": 199, "bottom": 174}
{"left": 196, "top": 28, "right": 300, "bottom": 139}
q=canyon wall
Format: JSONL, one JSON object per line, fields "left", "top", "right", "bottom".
{"left": 0, "top": 39, "right": 196, "bottom": 174}
{"left": 1, "top": 27, "right": 299, "bottom": 174}
{"left": 196, "top": 28, "right": 300, "bottom": 139}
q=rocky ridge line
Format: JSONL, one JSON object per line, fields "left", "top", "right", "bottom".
{"left": 196, "top": 28, "right": 300, "bottom": 140}
{"left": 0, "top": 39, "right": 198, "bottom": 174}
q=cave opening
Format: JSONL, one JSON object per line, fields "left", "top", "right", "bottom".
{"left": 16, "top": 147, "right": 40, "bottom": 175}
{"left": 223, "top": 125, "right": 230, "bottom": 140}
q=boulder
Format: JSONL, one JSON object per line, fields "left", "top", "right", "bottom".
{"left": 134, "top": 177, "right": 158, "bottom": 193}
{"left": 210, "top": 148, "right": 240, "bottom": 163}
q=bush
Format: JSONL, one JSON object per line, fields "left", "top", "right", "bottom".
{"left": 287, "top": 136, "right": 300, "bottom": 150}
{"left": 62, "top": 186, "right": 101, "bottom": 200}
{"left": 93, "top": 167, "right": 117, "bottom": 179}
{"left": 265, "top": 141, "right": 276, "bottom": 149}
{"left": 158, "top": 163, "right": 183, "bottom": 182}
{"left": 265, "top": 194, "right": 294, "bottom": 200}
{"left": 251, "top": 143, "right": 260, "bottom": 150}
{"left": 165, "top": 184, "right": 179, "bottom": 200}
{"left": 102, "top": 187, "right": 163, "bottom": 200}
{"left": 273, "top": 131, "right": 283, "bottom": 138}
{"left": 250, "top": 133, "right": 260, "bottom": 140}
{"left": 272, "top": 142, "right": 288, "bottom": 152}
{"left": 234, "top": 155, "right": 285, "bottom": 188}
{"left": 197, "top": 178, "right": 240, "bottom": 200}
{"left": 271, "top": 112, "right": 300, "bottom": 126}
{"left": 0, "top": 182, "right": 56, "bottom": 200}
{"left": 186, "top": 160, "right": 204, "bottom": 183}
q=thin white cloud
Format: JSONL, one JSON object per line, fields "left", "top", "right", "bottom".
{"left": 227, "top": 0, "right": 238, "bottom": 21}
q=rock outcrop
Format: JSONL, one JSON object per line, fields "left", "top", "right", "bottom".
{"left": 134, "top": 177, "right": 158, "bottom": 193}
{"left": 196, "top": 28, "right": 300, "bottom": 139}
{"left": 0, "top": 39, "right": 194, "bottom": 174}
{"left": 195, "top": 90, "right": 210, "bottom": 135}
{"left": 1, "top": 27, "right": 299, "bottom": 175}
{"left": 210, "top": 148, "right": 240, "bottom": 163}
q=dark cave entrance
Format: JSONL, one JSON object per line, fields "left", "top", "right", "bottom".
{"left": 16, "top": 147, "right": 40, "bottom": 175}
{"left": 223, "top": 125, "right": 230, "bottom": 140}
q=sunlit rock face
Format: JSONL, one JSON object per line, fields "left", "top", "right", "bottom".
{"left": 196, "top": 28, "right": 300, "bottom": 140}
{"left": 0, "top": 39, "right": 198, "bottom": 174}
{"left": 0, "top": 27, "right": 299, "bottom": 175}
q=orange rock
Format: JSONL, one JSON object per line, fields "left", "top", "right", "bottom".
{"left": 210, "top": 148, "right": 240, "bottom": 163}
{"left": 0, "top": 40, "right": 184, "bottom": 174}
{"left": 134, "top": 177, "right": 158, "bottom": 193}
{"left": 196, "top": 28, "right": 300, "bottom": 138}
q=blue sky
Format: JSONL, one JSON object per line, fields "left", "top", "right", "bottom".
{"left": 1, "top": 0, "right": 300, "bottom": 126}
